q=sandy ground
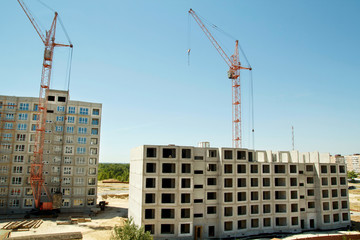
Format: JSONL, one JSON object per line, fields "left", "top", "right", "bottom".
{"left": 2, "top": 181, "right": 360, "bottom": 240}
{"left": 0, "top": 182, "right": 129, "bottom": 240}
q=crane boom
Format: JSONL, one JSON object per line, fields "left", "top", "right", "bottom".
{"left": 188, "top": 8, "right": 251, "bottom": 148}
{"left": 17, "top": 0, "right": 72, "bottom": 210}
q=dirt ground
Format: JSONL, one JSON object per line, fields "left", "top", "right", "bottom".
{"left": 2, "top": 181, "right": 360, "bottom": 240}
{"left": 0, "top": 182, "right": 129, "bottom": 240}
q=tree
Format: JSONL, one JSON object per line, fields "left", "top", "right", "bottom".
{"left": 348, "top": 171, "right": 358, "bottom": 180}
{"left": 111, "top": 217, "right": 152, "bottom": 240}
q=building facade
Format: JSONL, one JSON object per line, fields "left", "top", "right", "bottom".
{"left": 0, "top": 90, "right": 101, "bottom": 214}
{"left": 130, "top": 145, "right": 350, "bottom": 239}
{"left": 331, "top": 154, "right": 360, "bottom": 173}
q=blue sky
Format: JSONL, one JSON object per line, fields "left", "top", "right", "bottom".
{"left": 1, "top": 0, "right": 360, "bottom": 163}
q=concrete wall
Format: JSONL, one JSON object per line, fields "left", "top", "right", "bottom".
{"left": 129, "top": 145, "right": 351, "bottom": 239}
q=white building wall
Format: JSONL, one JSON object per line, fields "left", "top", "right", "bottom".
{"left": 130, "top": 145, "right": 351, "bottom": 239}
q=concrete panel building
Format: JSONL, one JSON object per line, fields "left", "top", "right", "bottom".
{"left": 0, "top": 90, "right": 101, "bottom": 214}
{"left": 331, "top": 154, "right": 360, "bottom": 173}
{"left": 129, "top": 144, "right": 350, "bottom": 239}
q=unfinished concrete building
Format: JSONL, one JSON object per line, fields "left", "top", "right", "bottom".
{"left": 129, "top": 145, "right": 350, "bottom": 239}
{"left": 0, "top": 90, "right": 101, "bottom": 214}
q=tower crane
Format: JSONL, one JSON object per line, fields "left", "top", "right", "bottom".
{"left": 17, "top": 0, "right": 73, "bottom": 211}
{"left": 188, "top": 9, "right": 252, "bottom": 148}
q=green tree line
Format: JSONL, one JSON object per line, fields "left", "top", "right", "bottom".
{"left": 98, "top": 163, "right": 130, "bottom": 182}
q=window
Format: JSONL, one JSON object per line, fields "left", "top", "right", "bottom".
{"left": 63, "top": 177, "right": 71, "bottom": 185}
{"left": 275, "top": 204, "right": 287, "bottom": 213}
{"left": 291, "top": 203, "right": 298, "bottom": 212}
{"left": 208, "top": 226, "right": 215, "bottom": 237}
{"left": 181, "top": 193, "right": 190, "bottom": 203}
{"left": 276, "top": 217, "right": 287, "bottom": 227}
{"left": 7, "top": 102, "right": 15, "bottom": 109}
{"left": 68, "top": 106, "right": 76, "bottom": 114}
{"left": 76, "top": 167, "right": 85, "bottom": 175}
{"left": 91, "top": 128, "right": 98, "bottom": 135}
{"left": 251, "top": 165, "right": 258, "bottom": 173}
{"left": 250, "top": 178, "right": 258, "bottom": 187}
{"left": 18, "top": 113, "right": 28, "bottom": 120}
{"left": 292, "top": 217, "right": 299, "bottom": 226}
{"left": 146, "top": 163, "right": 156, "bottom": 173}
{"left": 207, "top": 163, "right": 217, "bottom": 172}
{"left": 224, "top": 192, "right": 233, "bottom": 202}
{"left": 145, "top": 193, "right": 156, "bottom": 204}
{"left": 163, "top": 148, "right": 176, "bottom": 158}
{"left": 224, "top": 150, "right": 233, "bottom": 159}
{"left": 67, "top": 116, "right": 75, "bottom": 123}
{"left": 238, "top": 206, "right": 246, "bottom": 215}
{"left": 181, "top": 178, "right": 191, "bottom": 188}
{"left": 251, "top": 219, "right": 259, "bottom": 228}
{"left": 55, "top": 126, "right": 63, "bottom": 132}
{"left": 161, "top": 193, "right": 175, "bottom": 203}
{"left": 251, "top": 191, "right": 259, "bottom": 201}
{"left": 275, "top": 178, "right": 286, "bottom": 187}
{"left": 56, "top": 116, "right": 64, "bottom": 122}
{"left": 308, "top": 202, "right": 315, "bottom": 209}
{"left": 10, "top": 188, "right": 21, "bottom": 196}
{"left": 181, "top": 208, "right": 190, "bottom": 218}
{"left": 237, "top": 178, "right": 246, "bottom": 187}
{"left": 263, "top": 204, "right": 271, "bottom": 214}
{"left": 207, "top": 178, "right": 217, "bottom": 186}
{"left": 57, "top": 106, "right": 65, "bottom": 112}
{"left": 308, "top": 189, "right": 315, "bottom": 197}
{"left": 339, "top": 165, "right": 345, "bottom": 173}
{"left": 13, "top": 155, "right": 24, "bottom": 163}
{"left": 330, "top": 165, "right": 336, "bottom": 173}
{"left": 224, "top": 207, "right": 233, "bottom": 217}
{"left": 237, "top": 150, "right": 246, "bottom": 160}
{"left": 290, "top": 178, "right": 297, "bottom": 186}
{"left": 88, "top": 178, "right": 96, "bottom": 185}
{"left": 75, "top": 178, "right": 84, "bottom": 185}
{"left": 162, "top": 163, "right": 175, "bottom": 173}
{"left": 207, "top": 192, "right": 217, "bottom": 200}
{"left": 80, "top": 107, "right": 89, "bottom": 115}
{"left": 306, "top": 165, "right": 314, "bottom": 172}
{"left": 11, "top": 177, "right": 22, "bottom": 185}
{"left": 237, "top": 164, "right": 246, "bottom": 173}
{"left": 181, "top": 149, "right": 191, "bottom": 158}
{"left": 262, "top": 164, "right": 270, "bottom": 173}
{"left": 77, "top": 137, "right": 87, "bottom": 144}
{"left": 263, "top": 191, "right": 271, "bottom": 200}
{"left": 161, "top": 224, "right": 174, "bottom": 234}
{"left": 146, "top": 148, "right": 156, "bottom": 158}
{"left": 31, "top": 124, "right": 36, "bottom": 131}
{"left": 15, "top": 145, "right": 25, "bottom": 152}
{"left": 92, "top": 118, "right": 99, "bottom": 125}
{"left": 224, "top": 164, "right": 233, "bottom": 174}
{"left": 180, "top": 224, "right": 190, "bottom": 234}
{"left": 89, "top": 168, "right": 96, "bottom": 175}
{"left": 74, "top": 199, "right": 84, "bottom": 206}
{"left": 92, "top": 109, "right": 99, "bottom": 115}
{"left": 224, "top": 221, "right": 233, "bottom": 231}
{"left": 12, "top": 166, "right": 23, "bottom": 174}
{"left": 17, "top": 123, "right": 27, "bottom": 131}
{"left": 65, "top": 147, "right": 73, "bottom": 155}
{"left": 0, "top": 177, "right": 7, "bottom": 184}
{"left": 9, "top": 199, "right": 20, "bottom": 208}
{"left": 67, "top": 126, "right": 74, "bottom": 133}
{"left": 89, "top": 158, "right": 97, "bottom": 165}
{"left": 275, "top": 191, "right": 286, "bottom": 200}
{"left": 224, "top": 178, "right": 233, "bottom": 188}
{"left": 290, "top": 165, "right": 297, "bottom": 173}
{"left": 307, "top": 177, "right": 314, "bottom": 184}
{"left": 182, "top": 164, "right": 191, "bottom": 173}
{"left": 64, "top": 167, "right": 72, "bottom": 175}
{"left": 19, "top": 103, "right": 29, "bottom": 111}
{"left": 238, "top": 220, "right": 246, "bottom": 229}
{"left": 79, "top": 117, "right": 88, "bottom": 124}
{"left": 146, "top": 178, "right": 156, "bottom": 188}
{"left": 77, "top": 147, "right": 86, "bottom": 154}
{"left": 88, "top": 188, "right": 96, "bottom": 196}
{"left": 16, "top": 134, "right": 26, "bottom": 141}
{"left": 62, "top": 199, "right": 70, "bottom": 207}
{"left": 4, "top": 123, "right": 13, "bottom": 129}
{"left": 321, "top": 165, "right": 327, "bottom": 174}
{"left": 321, "top": 177, "right": 328, "bottom": 186}
{"left": 78, "top": 127, "right": 87, "bottom": 134}
{"left": 264, "top": 218, "right": 271, "bottom": 227}
{"left": 274, "top": 165, "right": 286, "bottom": 174}
{"left": 58, "top": 96, "right": 66, "bottom": 102}
{"left": 32, "top": 113, "right": 39, "bottom": 121}
{"left": 251, "top": 205, "right": 259, "bottom": 214}
{"left": 208, "top": 150, "right": 217, "bottom": 158}
{"left": 162, "top": 178, "right": 175, "bottom": 188}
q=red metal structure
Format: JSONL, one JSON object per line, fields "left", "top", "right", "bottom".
{"left": 17, "top": 0, "right": 72, "bottom": 210}
{"left": 189, "top": 9, "right": 251, "bottom": 148}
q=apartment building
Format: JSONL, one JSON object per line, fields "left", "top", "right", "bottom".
{"left": 331, "top": 154, "right": 360, "bottom": 173}
{"left": 0, "top": 90, "right": 101, "bottom": 214}
{"left": 129, "top": 145, "right": 350, "bottom": 239}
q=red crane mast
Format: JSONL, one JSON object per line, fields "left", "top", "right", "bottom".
{"left": 188, "top": 9, "right": 251, "bottom": 148}
{"left": 17, "top": 0, "right": 72, "bottom": 210}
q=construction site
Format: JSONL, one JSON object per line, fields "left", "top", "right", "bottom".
{"left": 1, "top": 0, "right": 360, "bottom": 240}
